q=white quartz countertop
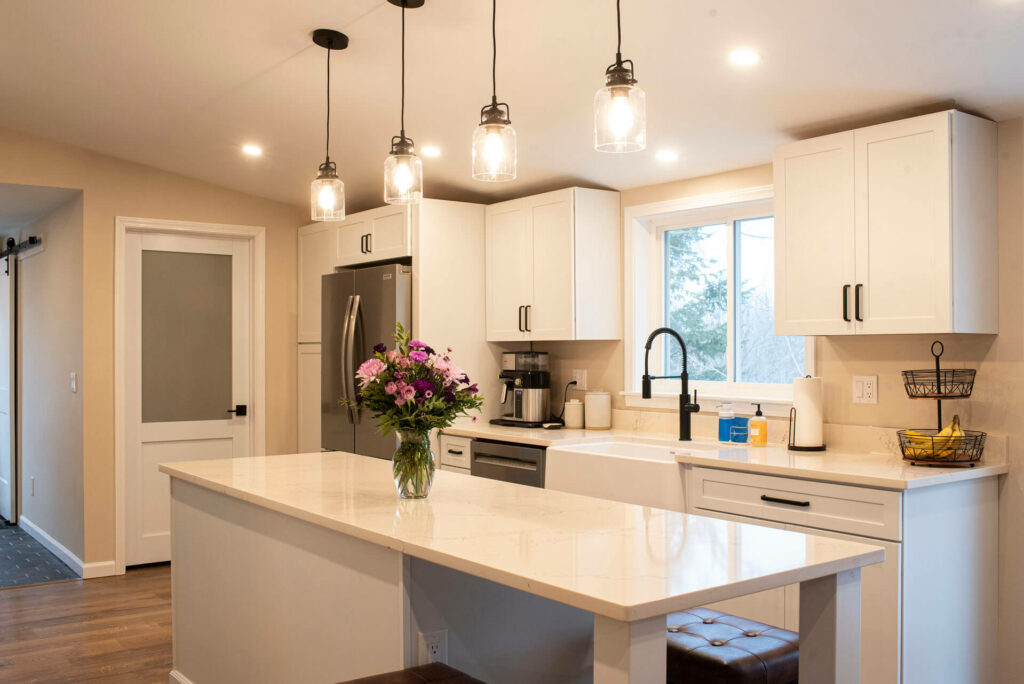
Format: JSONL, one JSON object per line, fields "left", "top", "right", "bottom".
{"left": 672, "top": 444, "right": 1008, "bottom": 490}
{"left": 447, "top": 422, "right": 1008, "bottom": 490}
{"left": 160, "top": 452, "right": 882, "bottom": 622}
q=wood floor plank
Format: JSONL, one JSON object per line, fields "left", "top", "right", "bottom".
{"left": 0, "top": 564, "right": 171, "bottom": 682}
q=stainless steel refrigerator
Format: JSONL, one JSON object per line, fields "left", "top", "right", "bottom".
{"left": 322, "top": 264, "right": 412, "bottom": 459}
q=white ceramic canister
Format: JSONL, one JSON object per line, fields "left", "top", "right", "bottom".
{"left": 563, "top": 399, "right": 584, "bottom": 429}
{"left": 584, "top": 391, "right": 611, "bottom": 430}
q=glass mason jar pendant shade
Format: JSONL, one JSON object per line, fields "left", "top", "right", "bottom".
{"left": 594, "top": 79, "right": 646, "bottom": 152}
{"left": 384, "top": 137, "right": 423, "bottom": 205}
{"left": 311, "top": 160, "right": 345, "bottom": 221}
{"left": 472, "top": 103, "right": 516, "bottom": 181}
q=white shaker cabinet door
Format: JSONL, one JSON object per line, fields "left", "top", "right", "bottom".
{"left": 485, "top": 203, "right": 532, "bottom": 341}
{"left": 854, "top": 112, "right": 952, "bottom": 334}
{"left": 298, "top": 223, "right": 335, "bottom": 343}
{"left": 336, "top": 217, "right": 370, "bottom": 266}
{"left": 528, "top": 192, "right": 575, "bottom": 340}
{"left": 784, "top": 523, "right": 902, "bottom": 684}
{"left": 297, "top": 344, "right": 322, "bottom": 454}
{"left": 774, "top": 131, "right": 857, "bottom": 336}
{"left": 366, "top": 206, "right": 410, "bottom": 262}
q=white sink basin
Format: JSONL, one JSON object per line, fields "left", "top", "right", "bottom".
{"left": 560, "top": 438, "right": 719, "bottom": 463}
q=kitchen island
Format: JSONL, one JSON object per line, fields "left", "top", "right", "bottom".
{"left": 161, "top": 451, "right": 882, "bottom": 684}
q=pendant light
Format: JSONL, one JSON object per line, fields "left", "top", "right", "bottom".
{"left": 310, "top": 29, "right": 348, "bottom": 221}
{"left": 471, "top": 0, "right": 516, "bottom": 181}
{"left": 594, "top": 0, "right": 646, "bottom": 153}
{"left": 384, "top": 0, "right": 423, "bottom": 205}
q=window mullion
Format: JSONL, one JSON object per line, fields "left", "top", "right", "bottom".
{"left": 726, "top": 219, "right": 736, "bottom": 383}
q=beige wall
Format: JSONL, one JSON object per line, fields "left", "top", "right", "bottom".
{"left": 17, "top": 194, "right": 85, "bottom": 558}
{"left": 0, "top": 126, "right": 307, "bottom": 563}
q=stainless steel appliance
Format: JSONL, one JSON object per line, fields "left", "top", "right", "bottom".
{"left": 322, "top": 264, "right": 412, "bottom": 459}
{"left": 492, "top": 352, "right": 551, "bottom": 427}
{"left": 470, "top": 439, "right": 545, "bottom": 488}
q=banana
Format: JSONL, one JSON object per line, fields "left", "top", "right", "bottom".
{"left": 905, "top": 415, "right": 963, "bottom": 459}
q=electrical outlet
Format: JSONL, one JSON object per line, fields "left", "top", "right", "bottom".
{"left": 70, "top": 372, "right": 77, "bottom": 393}
{"left": 571, "top": 369, "right": 588, "bottom": 391}
{"left": 417, "top": 630, "right": 447, "bottom": 665}
{"left": 852, "top": 375, "right": 878, "bottom": 404}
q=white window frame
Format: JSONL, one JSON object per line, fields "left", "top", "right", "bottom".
{"left": 622, "top": 186, "right": 815, "bottom": 417}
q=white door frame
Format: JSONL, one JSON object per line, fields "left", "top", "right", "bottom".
{"left": 114, "top": 216, "right": 266, "bottom": 575}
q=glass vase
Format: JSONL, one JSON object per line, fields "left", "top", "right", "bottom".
{"left": 392, "top": 430, "right": 435, "bottom": 499}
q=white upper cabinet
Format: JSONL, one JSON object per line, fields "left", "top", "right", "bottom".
{"left": 297, "top": 222, "right": 336, "bottom": 343}
{"left": 774, "top": 110, "right": 997, "bottom": 336}
{"left": 335, "top": 205, "right": 411, "bottom": 267}
{"left": 485, "top": 187, "right": 621, "bottom": 342}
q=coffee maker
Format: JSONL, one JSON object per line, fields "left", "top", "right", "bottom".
{"left": 491, "top": 352, "right": 551, "bottom": 427}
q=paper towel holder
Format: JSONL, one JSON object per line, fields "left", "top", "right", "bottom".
{"left": 787, "top": 407, "right": 826, "bottom": 452}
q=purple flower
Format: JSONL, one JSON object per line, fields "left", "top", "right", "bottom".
{"left": 409, "top": 339, "right": 427, "bottom": 349}
{"left": 373, "top": 343, "right": 387, "bottom": 354}
{"left": 409, "top": 350, "right": 428, "bottom": 363}
{"left": 464, "top": 384, "right": 479, "bottom": 395}
{"left": 423, "top": 345, "right": 436, "bottom": 355}
{"left": 412, "top": 379, "right": 435, "bottom": 396}
{"left": 355, "top": 392, "right": 364, "bottom": 405}
{"left": 444, "top": 388, "right": 456, "bottom": 404}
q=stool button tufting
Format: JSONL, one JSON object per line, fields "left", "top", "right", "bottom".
{"left": 710, "top": 639, "right": 725, "bottom": 647}
{"left": 668, "top": 626, "right": 680, "bottom": 633}
{"left": 702, "top": 618, "right": 715, "bottom": 624}
{"left": 744, "top": 631, "right": 760, "bottom": 637}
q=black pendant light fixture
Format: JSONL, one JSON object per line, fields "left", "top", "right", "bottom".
{"left": 310, "top": 29, "right": 348, "bottom": 221}
{"left": 471, "top": 0, "right": 516, "bottom": 181}
{"left": 384, "top": 0, "right": 423, "bottom": 205}
{"left": 594, "top": 0, "right": 646, "bottom": 153}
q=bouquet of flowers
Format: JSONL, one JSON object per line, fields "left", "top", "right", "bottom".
{"left": 347, "top": 323, "right": 483, "bottom": 497}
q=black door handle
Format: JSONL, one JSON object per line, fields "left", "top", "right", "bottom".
{"left": 227, "top": 404, "right": 247, "bottom": 417}
{"left": 447, "top": 449, "right": 463, "bottom": 455}
{"left": 525, "top": 305, "right": 531, "bottom": 332}
{"left": 365, "top": 233, "right": 372, "bottom": 253}
{"left": 842, "top": 284, "right": 851, "bottom": 322}
{"left": 855, "top": 284, "right": 863, "bottom": 322}
{"left": 359, "top": 234, "right": 366, "bottom": 253}
{"left": 518, "top": 305, "right": 525, "bottom": 332}
{"left": 761, "top": 494, "right": 810, "bottom": 507}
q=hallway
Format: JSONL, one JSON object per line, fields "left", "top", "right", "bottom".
{"left": 0, "top": 563, "right": 171, "bottom": 682}
{"left": 0, "top": 523, "right": 77, "bottom": 589}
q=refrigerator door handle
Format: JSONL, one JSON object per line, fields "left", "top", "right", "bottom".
{"left": 345, "top": 294, "right": 362, "bottom": 424}
{"left": 339, "top": 295, "right": 354, "bottom": 424}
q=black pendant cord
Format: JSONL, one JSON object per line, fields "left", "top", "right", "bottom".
{"left": 325, "top": 44, "right": 331, "bottom": 162}
{"left": 490, "top": 0, "right": 497, "bottom": 104}
{"left": 400, "top": 4, "right": 406, "bottom": 139}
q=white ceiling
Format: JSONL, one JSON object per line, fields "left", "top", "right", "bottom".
{"left": 0, "top": 183, "right": 80, "bottom": 233}
{"left": 2, "top": 1, "right": 1023, "bottom": 214}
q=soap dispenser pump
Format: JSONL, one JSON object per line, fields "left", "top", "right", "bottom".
{"left": 750, "top": 403, "right": 768, "bottom": 447}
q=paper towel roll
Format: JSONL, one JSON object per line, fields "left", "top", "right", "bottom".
{"left": 792, "top": 376, "right": 824, "bottom": 447}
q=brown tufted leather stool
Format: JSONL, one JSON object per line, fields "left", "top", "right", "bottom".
{"left": 667, "top": 607, "right": 799, "bottom": 684}
{"left": 338, "top": 662, "right": 485, "bottom": 684}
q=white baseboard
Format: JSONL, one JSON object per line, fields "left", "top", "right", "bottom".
{"left": 18, "top": 516, "right": 116, "bottom": 579}
{"left": 169, "top": 669, "right": 195, "bottom": 684}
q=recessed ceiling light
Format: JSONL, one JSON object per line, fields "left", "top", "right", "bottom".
{"left": 421, "top": 145, "right": 441, "bottom": 158}
{"left": 242, "top": 144, "right": 263, "bottom": 157}
{"left": 656, "top": 149, "right": 678, "bottom": 163}
{"left": 729, "top": 48, "right": 761, "bottom": 67}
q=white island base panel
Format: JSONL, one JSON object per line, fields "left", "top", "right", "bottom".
{"left": 164, "top": 454, "right": 880, "bottom": 684}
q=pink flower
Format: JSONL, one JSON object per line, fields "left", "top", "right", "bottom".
{"left": 409, "top": 350, "right": 428, "bottom": 363}
{"left": 387, "top": 349, "right": 398, "bottom": 362}
{"left": 384, "top": 382, "right": 398, "bottom": 395}
{"left": 356, "top": 358, "right": 387, "bottom": 387}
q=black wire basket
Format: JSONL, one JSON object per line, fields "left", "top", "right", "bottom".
{"left": 897, "top": 429, "right": 986, "bottom": 466}
{"left": 901, "top": 368, "right": 976, "bottom": 399}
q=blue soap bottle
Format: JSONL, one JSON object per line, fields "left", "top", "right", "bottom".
{"left": 718, "top": 402, "right": 735, "bottom": 443}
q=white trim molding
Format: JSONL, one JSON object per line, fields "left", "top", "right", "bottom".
{"left": 169, "top": 670, "right": 196, "bottom": 684}
{"left": 18, "top": 515, "right": 116, "bottom": 579}
{"left": 113, "top": 216, "right": 266, "bottom": 575}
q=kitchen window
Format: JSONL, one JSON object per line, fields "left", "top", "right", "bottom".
{"left": 624, "top": 189, "right": 812, "bottom": 411}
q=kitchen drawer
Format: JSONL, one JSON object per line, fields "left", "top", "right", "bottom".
{"left": 686, "top": 466, "right": 902, "bottom": 541}
{"left": 439, "top": 434, "right": 472, "bottom": 469}
{"left": 440, "top": 465, "right": 470, "bottom": 475}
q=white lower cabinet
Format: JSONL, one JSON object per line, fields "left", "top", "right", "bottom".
{"left": 439, "top": 434, "right": 472, "bottom": 470}
{"left": 297, "top": 344, "right": 322, "bottom": 454}
{"left": 684, "top": 465, "right": 997, "bottom": 684}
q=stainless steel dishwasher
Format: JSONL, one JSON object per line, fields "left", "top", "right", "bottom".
{"left": 470, "top": 439, "right": 545, "bottom": 488}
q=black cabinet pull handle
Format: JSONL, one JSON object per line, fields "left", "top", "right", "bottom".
{"left": 761, "top": 494, "right": 810, "bottom": 507}
{"left": 360, "top": 234, "right": 366, "bottom": 253}
{"left": 447, "top": 449, "right": 463, "bottom": 455}
{"left": 366, "top": 234, "right": 372, "bottom": 253}
{"left": 525, "top": 305, "right": 531, "bottom": 332}
{"left": 518, "top": 305, "right": 525, "bottom": 332}
{"left": 842, "top": 284, "right": 851, "bottom": 322}
{"left": 855, "top": 284, "right": 863, "bottom": 322}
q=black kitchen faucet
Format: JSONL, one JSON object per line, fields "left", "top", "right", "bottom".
{"left": 641, "top": 327, "right": 701, "bottom": 441}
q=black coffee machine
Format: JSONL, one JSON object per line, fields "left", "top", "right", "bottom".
{"left": 491, "top": 352, "right": 551, "bottom": 428}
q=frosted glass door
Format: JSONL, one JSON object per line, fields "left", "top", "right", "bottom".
{"left": 125, "top": 231, "right": 251, "bottom": 566}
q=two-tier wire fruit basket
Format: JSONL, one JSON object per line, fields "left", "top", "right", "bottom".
{"left": 896, "top": 341, "right": 986, "bottom": 467}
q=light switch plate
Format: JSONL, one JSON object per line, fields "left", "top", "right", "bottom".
{"left": 853, "top": 375, "right": 877, "bottom": 404}
{"left": 571, "top": 369, "right": 588, "bottom": 391}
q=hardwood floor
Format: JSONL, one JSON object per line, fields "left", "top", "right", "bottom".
{"left": 0, "top": 564, "right": 171, "bottom": 683}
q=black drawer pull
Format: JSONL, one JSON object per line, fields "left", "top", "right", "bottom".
{"left": 842, "top": 284, "right": 851, "bottom": 322}
{"left": 761, "top": 494, "right": 810, "bottom": 507}
{"left": 447, "top": 449, "right": 463, "bottom": 455}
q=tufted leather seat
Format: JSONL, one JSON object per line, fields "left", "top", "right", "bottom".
{"left": 338, "top": 663, "right": 485, "bottom": 684}
{"left": 667, "top": 607, "right": 799, "bottom": 684}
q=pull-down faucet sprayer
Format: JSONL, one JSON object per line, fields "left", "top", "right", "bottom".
{"left": 641, "top": 327, "right": 701, "bottom": 441}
